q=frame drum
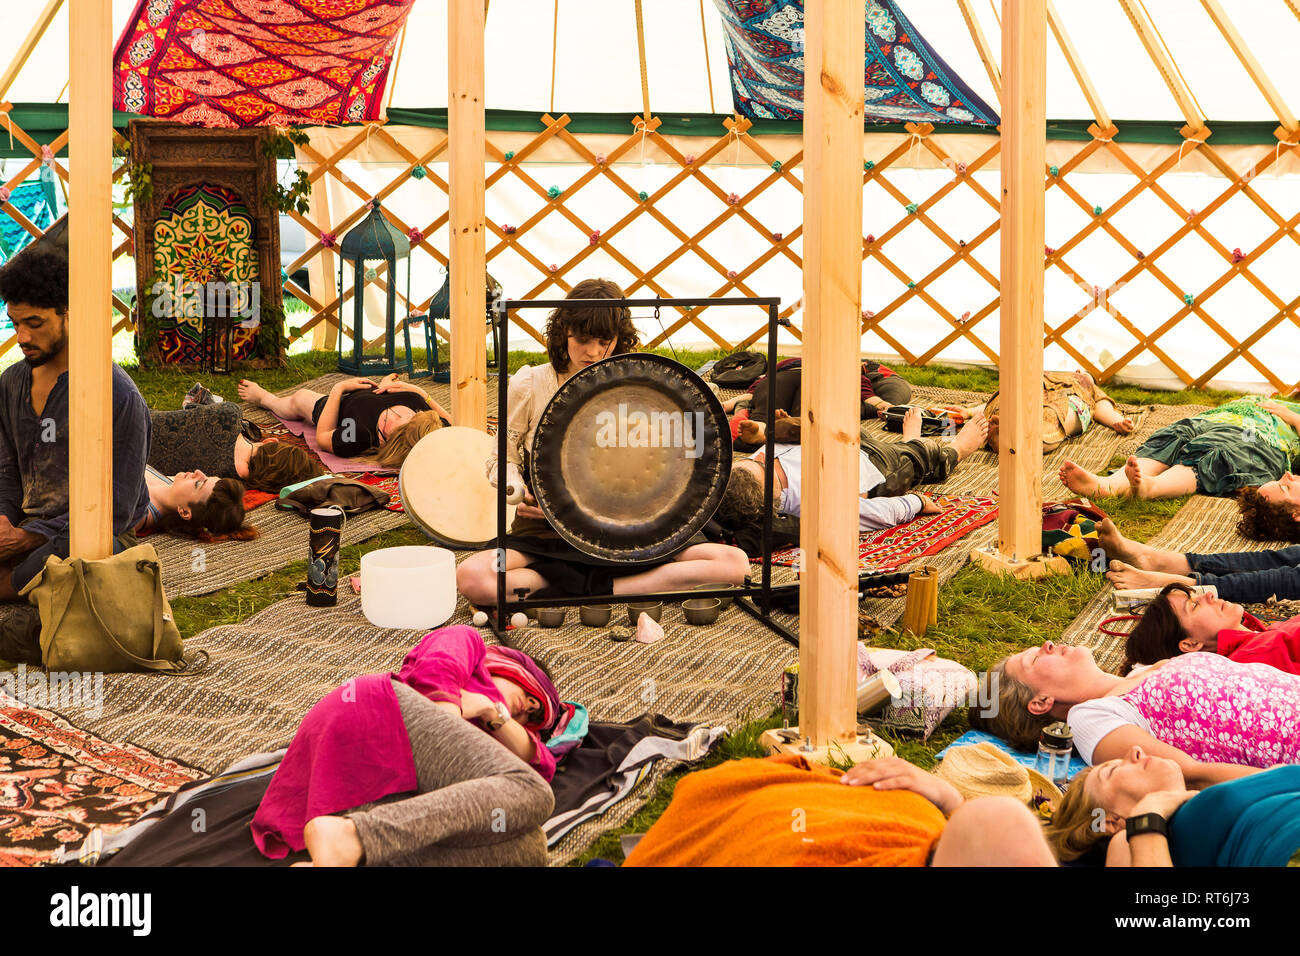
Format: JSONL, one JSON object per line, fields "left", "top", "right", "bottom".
{"left": 401, "top": 427, "right": 516, "bottom": 549}
{"left": 530, "top": 354, "right": 731, "bottom": 562}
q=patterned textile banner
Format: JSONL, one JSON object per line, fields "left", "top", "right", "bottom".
{"left": 113, "top": 0, "right": 415, "bottom": 128}
{"left": 760, "top": 493, "right": 999, "bottom": 572}
{"left": 713, "top": 0, "right": 999, "bottom": 127}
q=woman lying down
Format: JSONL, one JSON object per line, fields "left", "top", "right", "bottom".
{"left": 251, "top": 625, "right": 561, "bottom": 866}
{"left": 624, "top": 755, "right": 1057, "bottom": 867}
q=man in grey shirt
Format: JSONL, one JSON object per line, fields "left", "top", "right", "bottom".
{"left": 0, "top": 243, "right": 151, "bottom": 604}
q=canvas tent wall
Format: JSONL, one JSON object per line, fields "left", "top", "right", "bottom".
{"left": 1, "top": 0, "right": 1298, "bottom": 391}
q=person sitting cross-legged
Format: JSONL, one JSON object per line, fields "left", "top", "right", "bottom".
{"left": 0, "top": 243, "right": 151, "bottom": 603}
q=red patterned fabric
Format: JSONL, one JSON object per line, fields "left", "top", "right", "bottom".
{"left": 113, "top": 0, "right": 415, "bottom": 127}
{"left": 0, "top": 689, "right": 203, "bottom": 866}
{"left": 760, "top": 494, "right": 998, "bottom": 573}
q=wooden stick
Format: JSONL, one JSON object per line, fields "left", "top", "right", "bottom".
{"left": 1046, "top": 0, "right": 1110, "bottom": 129}
{"left": 0, "top": 0, "right": 65, "bottom": 102}
{"left": 997, "top": 0, "right": 1046, "bottom": 564}
{"left": 798, "top": 0, "right": 864, "bottom": 750}
{"left": 1199, "top": 0, "right": 1298, "bottom": 134}
{"left": 1116, "top": 0, "right": 1205, "bottom": 132}
{"left": 956, "top": 0, "right": 1002, "bottom": 102}
{"left": 448, "top": 0, "right": 488, "bottom": 428}
{"left": 67, "top": 0, "right": 113, "bottom": 560}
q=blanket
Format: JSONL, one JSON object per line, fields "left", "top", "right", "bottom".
{"left": 762, "top": 494, "right": 998, "bottom": 572}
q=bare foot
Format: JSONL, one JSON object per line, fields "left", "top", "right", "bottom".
{"left": 302, "top": 815, "right": 363, "bottom": 867}
{"left": 738, "top": 419, "right": 766, "bottom": 445}
{"left": 1105, "top": 560, "right": 1194, "bottom": 592}
{"left": 949, "top": 413, "right": 989, "bottom": 460}
{"left": 1059, "top": 460, "right": 1108, "bottom": 497}
{"left": 237, "top": 379, "right": 270, "bottom": 406}
{"left": 1123, "top": 455, "right": 1155, "bottom": 500}
{"left": 1095, "top": 517, "right": 1139, "bottom": 563}
{"left": 902, "top": 407, "right": 923, "bottom": 441}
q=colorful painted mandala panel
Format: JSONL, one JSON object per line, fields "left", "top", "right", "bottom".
{"left": 112, "top": 0, "right": 416, "bottom": 127}
{"left": 713, "top": 0, "right": 998, "bottom": 127}
{"left": 153, "top": 183, "right": 260, "bottom": 365}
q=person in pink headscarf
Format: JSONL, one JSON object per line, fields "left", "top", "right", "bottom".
{"left": 252, "top": 625, "right": 563, "bottom": 867}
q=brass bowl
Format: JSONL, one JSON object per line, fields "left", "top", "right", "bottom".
{"left": 579, "top": 604, "right": 612, "bottom": 627}
{"left": 682, "top": 598, "right": 722, "bottom": 626}
{"left": 537, "top": 607, "right": 567, "bottom": 628}
{"left": 692, "top": 582, "right": 738, "bottom": 609}
{"left": 626, "top": 602, "right": 663, "bottom": 626}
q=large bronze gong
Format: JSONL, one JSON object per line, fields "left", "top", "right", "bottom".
{"left": 531, "top": 354, "right": 731, "bottom": 562}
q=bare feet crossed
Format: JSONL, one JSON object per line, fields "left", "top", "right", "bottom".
{"left": 1105, "top": 559, "right": 1194, "bottom": 592}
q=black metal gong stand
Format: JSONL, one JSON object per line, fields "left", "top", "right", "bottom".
{"left": 488, "top": 295, "right": 903, "bottom": 649}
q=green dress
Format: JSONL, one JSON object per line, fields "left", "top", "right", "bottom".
{"left": 1136, "top": 396, "right": 1300, "bottom": 495}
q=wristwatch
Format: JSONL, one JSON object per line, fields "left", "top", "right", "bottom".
{"left": 1125, "top": 812, "right": 1169, "bottom": 841}
{"left": 486, "top": 700, "right": 511, "bottom": 732}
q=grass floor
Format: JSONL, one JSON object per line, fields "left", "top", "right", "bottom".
{"left": 18, "top": 350, "right": 1228, "bottom": 864}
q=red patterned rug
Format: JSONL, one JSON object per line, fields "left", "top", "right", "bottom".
{"left": 113, "top": 0, "right": 415, "bottom": 127}
{"left": 0, "top": 688, "right": 204, "bottom": 866}
{"left": 759, "top": 494, "right": 999, "bottom": 573}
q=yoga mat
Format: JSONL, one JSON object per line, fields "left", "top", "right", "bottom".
{"left": 275, "top": 414, "right": 397, "bottom": 475}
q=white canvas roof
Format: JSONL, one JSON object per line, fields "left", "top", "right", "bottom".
{"left": 3, "top": 1, "right": 1299, "bottom": 124}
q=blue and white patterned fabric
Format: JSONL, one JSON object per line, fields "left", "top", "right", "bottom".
{"left": 713, "top": 0, "right": 999, "bottom": 127}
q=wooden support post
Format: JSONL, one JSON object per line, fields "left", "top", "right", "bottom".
{"left": 448, "top": 0, "right": 488, "bottom": 428}
{"left": 798, "top": 0, "right": 865, "bottom": 749}
{"left": 68, "top": 0, "right": 113, "bottom": 560}
{"left": 995, "top": 0, "right": 1047, "bottom": 569}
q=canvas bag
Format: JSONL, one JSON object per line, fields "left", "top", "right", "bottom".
{"left": 19, "top": 543, "right": 206, "bottom": 674}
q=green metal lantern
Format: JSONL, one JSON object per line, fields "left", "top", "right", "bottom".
{"left": 337, "top": 199, "right": 411, "bottom": 374}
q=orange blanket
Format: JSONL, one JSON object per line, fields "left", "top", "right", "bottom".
{"left": 624, "top": 754, "right": 945, "bottom": 867}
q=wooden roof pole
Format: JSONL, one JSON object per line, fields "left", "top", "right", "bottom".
{"left": 995, "top": 0, "right": 1046, "bottom": 565}
{"left": 797, "top": 0, "right": 865, "bottom": 749}
{"left": 0, "top": 0, "right": 65, "bottom": 103}
{"left": 68, "top": 0, "right": 113, "bottom": 559}
{"left": 1200, "top": 0, "right": 1298, "bottom": 136}
{"left": 957, "top": 0, "right": 1003, "bottom": 103}
{"left": 1046, "top": 0, "right": 1111, "bottom": 130}
{"left": 448, "top": 0, "right": 488, "bottom": 429}
{"left": 1116, "top": 0, "right": 1206, "bottom": 133}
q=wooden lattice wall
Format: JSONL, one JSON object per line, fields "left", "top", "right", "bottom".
{"left": 3, "top": 107, "right": 1298, "bottom": 391}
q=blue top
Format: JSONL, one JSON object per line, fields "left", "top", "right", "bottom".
{"left": 1169, "top": 766, "right": 1300, "bottom": 867}
{"left": 0, "top": 362, "right": 151, "bottom": 540}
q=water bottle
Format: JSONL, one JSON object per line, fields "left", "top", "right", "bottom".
{"left": 1035, "top": 721, "right": 1074, "bottom": 789}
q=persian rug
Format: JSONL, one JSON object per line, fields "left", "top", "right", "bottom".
{"left": 113, "top": 0, "right": 414, "bottom": 127}
{"left": 761, "top": 493, "right": 998, "bottom": 572}
{"left": 713, "top": 0, "right": 998, "bottom": 126}
{"left": 0, "top": 688, "right": 203, "bottom": 866}
{"left": 153, "top": 182, "right": 259, "bottom": 364}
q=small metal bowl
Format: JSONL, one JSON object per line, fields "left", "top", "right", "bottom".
{"left": 579, "top": 604, "right": 612, "bottom": 627}
{"left": 537, "top": 607, "right": 567, "bottom": 628}
{"left": 627, "top": 602, "right": 663, "bottom": 626}
{"left": 682, "top": 598, "right": 722, "bottom": 626}
{"left": 692, "top": 582, "right": 738, "bottom": 609}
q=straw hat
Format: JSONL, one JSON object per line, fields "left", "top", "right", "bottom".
{"left": 937, "top": 743, "right": 1062, "bottom": 809}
